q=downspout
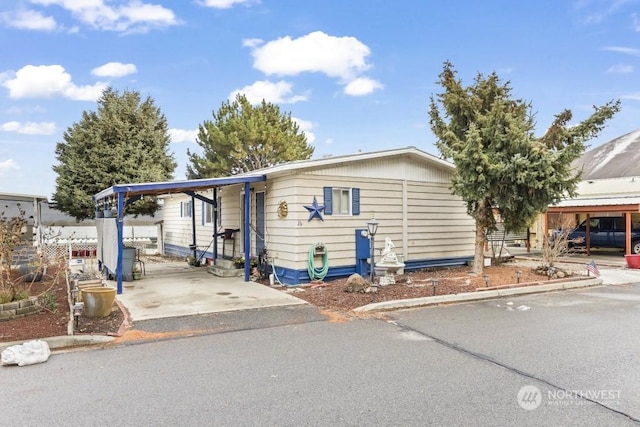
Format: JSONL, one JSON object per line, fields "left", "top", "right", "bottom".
{"left": 116, "top": 192, "right": 124, "bottom": 295}
{"left": 244, "top": 182, "right": 251, "bottom": 281}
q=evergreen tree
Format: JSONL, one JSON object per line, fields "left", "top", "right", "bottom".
{"left": 187, "top": 94, "right": 313, "bottom": 178}
{"left": 53, "top": 88, "right": 176, "bottom": 220}
{"left": 429, "top": 61, "right": 620, "bottom": 273}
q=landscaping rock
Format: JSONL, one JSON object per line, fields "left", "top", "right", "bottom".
{"left": 344, "top": 273, "right": 369, "bottom": 293}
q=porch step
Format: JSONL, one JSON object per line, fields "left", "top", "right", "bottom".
{"left": 207, "top": 259, "right": 243, "bottom": 278}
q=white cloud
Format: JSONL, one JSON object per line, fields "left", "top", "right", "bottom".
{"left": 247, "top": 31, "right": 382, "bottom": 96}
{"left": 249, "top": 31, "right": 372, "bottom": 81}
{"left": 28, "top": 0, "right": 179, "bottom": 33}
{"left": 230, "top": 80, "right": 307, "bottom": 104}
{"left": 199, "top": 0, "right": 254, "bottom": 9}
{"left": 1, "top": 121, "right": 56, "bottom": 135}
{"left": 324, "top": 138, "right": 334, "bottom": 145}
{"left": 169, "top": 128, "right": 197, "bottom": 143}
{"left": 0, "top": 159, "right": 20, "bottom": 177}
{"left": 606, "top": 63, "right": 633, "bottom": 73}
{"left": 621, "top": 92, "right": 640, "bottom": 100}
{"left": 91, "top": 62, "right": 137, "bottom": 78}
{"left": 574, "top": 0, "right": 635, "bottom": 25}
{"left": 602, "top": 46, "right": 640, "bottom": 56}
{"left": 2, "top": 65, "right": 107, "bottom": 101}
{"left": 242, "top": 38, "right": 262, "bottom": 48}
{"left": 4, "top": 105, "right": 46, "bottom": 114}
{"left": 343, "top": 77, "right": 383, "bottom": 96}
{"left": 292, "top": 117, "right": 315, "bottom": 144}
{"left": 0, "top": 9, "right": 57, "bottom": 31}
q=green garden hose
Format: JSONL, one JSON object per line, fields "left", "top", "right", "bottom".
{"left": 307, "top": 245, "right": 329, "bottom": 280}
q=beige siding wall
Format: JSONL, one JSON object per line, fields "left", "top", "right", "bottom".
{"left": 162, "top": 185, "right": 260, "bottom": 260}
{"left": 162, "top": 156, "right": 475, "bottom": 272}
{"left": 162, "top": 195, "right": 193, "bottom": 250}
{"left": 406, "top": 182, "right": 475, "bottom": 259}
{"left": 263, "top": 173, "right": 475, "bottom": 271}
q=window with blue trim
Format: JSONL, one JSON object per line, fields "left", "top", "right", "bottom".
{"left": 323, "top": 186, "right": 360, "bottom": 216}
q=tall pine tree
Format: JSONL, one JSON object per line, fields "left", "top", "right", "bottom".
{"left": 429, "top": 61, "right": 620, "bottom": 273}
{"left": 187, "top": 94, "right": 313, "bottom": 178}
{"left": 53, "top": 88, "right": 176, "bottom": 220}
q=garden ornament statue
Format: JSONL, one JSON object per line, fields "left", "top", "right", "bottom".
{"left": 375, "top": 237, "right": 405, "bottom": 285}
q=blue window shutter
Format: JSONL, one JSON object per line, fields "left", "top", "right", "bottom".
{"left": 180, "top": 202, "right": 183, "bottom": 217}
{"left": 323, "top": 187, "right": 332, "bottom": 215}
{"left": 352, "top": 188, "right": 360, "bottom": 215}
{"left": 201, "top": 201, "right": 205, "bottom": 225}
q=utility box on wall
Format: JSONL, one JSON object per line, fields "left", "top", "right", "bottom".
{"left": 355, "top": 228, "right": 370, "bottom": 276}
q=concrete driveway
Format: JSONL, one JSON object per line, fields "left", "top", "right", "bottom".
{"left": 112, "top": 261, "right": 306, "bottom": 321}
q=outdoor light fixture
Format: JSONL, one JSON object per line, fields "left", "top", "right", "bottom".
{"left": 516, "top": 270, "right": 522, "bottom": 284}
{"left": 73, "top": 302, "right": 83, "bottom": 329}
{"left": 366, "top": 218, "right": 379, "bottom": 284}
{"left": 366, "top": 218, "right": 379, "bottom": 237}
{"left": 483, "top": 274, "right": 490, "bottom": 287}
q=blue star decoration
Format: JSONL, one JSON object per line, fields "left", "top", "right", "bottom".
{"left": 304, "top": 196, "right": 325, "bottom": 222}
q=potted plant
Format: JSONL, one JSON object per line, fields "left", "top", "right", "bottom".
{"left": 232, "top": 256, "right": 244, "bottom": 269}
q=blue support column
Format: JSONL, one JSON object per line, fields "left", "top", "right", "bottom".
{"left": 213, "top": 188, "right": 218, "bottom": 260}
{"left": 244, "top": 182, "right": 251, "bottom": 281}
{"left": 116, "top": 193, "right": 124, "bottom": 294}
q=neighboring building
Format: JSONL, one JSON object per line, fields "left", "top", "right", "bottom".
{"left": 0, "top": 192, "right": 48, "bottom": 244}
{"left": 544, "top": 129, "right": 640, "bottom": 254}
{"left": 1, "top": 192, "right": 159, "bottom": 254}
{"left": 162, "top": 146, "right": 476, "bottom": 285}
{"left": 40, "top": 202, "right": 159, "bottom": 247}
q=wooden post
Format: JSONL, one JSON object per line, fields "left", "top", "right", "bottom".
{"left": 626, "top": 211, "right": 632, "bottom": 255}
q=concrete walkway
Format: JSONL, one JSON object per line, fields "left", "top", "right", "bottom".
{"left": 112, "top": 261, "right": 306, "bottom": 321}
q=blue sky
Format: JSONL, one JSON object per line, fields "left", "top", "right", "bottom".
{"left": 1, "top": 0, "right": 639, "bottom": 198}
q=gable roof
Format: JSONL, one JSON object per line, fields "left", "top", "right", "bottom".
{"left": 94, "top": 146, "right": 452, "bottom": 202}
{"left": 238, "top": 146, "right": 454, "bottom": 178}
{"left": 574, "top": 129, "right": 640, "bottom": 180}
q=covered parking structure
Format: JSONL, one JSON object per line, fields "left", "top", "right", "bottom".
{"left": 93, "top": 175, "right": 266, "bottom": 294}
{"left": 545, "top": 197, "right": 640, "bottom": 256}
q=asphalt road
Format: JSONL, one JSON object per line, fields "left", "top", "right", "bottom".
{"left": 3, "top": 283, "right": 640, "bottom": 426}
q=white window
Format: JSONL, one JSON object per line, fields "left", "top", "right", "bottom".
{"left": 204, "top": 202, "right": 213, "bottom": 224}
{"left": 332, "top": 188, "right": 351, "bottom": 215}
{"left": 181, "top": 201, "right": 192, "bottom": 218}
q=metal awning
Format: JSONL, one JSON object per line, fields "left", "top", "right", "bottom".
{"left": 93, "top": 175, "right": 267, "bottom": 294}
{"left": 94, "top": 175, "right": 266, "bottom": 200}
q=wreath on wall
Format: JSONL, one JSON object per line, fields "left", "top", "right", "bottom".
{"left": 277, "top": 200, "right": 288, "bottom": 218}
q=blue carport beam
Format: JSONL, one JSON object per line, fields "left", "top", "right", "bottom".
{"left": 116, "top": 192, "right": 124, "bottom": 294}
{"left": 243, "top": 181, "right": 251, "bottom": 281}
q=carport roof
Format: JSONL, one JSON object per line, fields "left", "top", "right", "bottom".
{"left": 93, "top": 175, "right": 266, "bottom": 201}
{"left": 547, "top": 196, "right": 640, "bottom": 213}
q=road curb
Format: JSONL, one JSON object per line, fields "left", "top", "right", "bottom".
{"left": 0, "top": 334, "right": 114, "bottom": 353}
{"left": 353, "top": 278, "right": 603, "bottom": 312}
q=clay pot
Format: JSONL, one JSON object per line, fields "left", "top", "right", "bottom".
{"left": 81, "top": 287, "right": 116, "bottom": 318}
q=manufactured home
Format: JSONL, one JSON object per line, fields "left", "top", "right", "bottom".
{"left": 159, "top": 147, "right": 475, "bottom": 285}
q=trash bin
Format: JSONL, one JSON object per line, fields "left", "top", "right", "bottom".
{"left": 122, "top": 247, "right": 136, "bottom": 281}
